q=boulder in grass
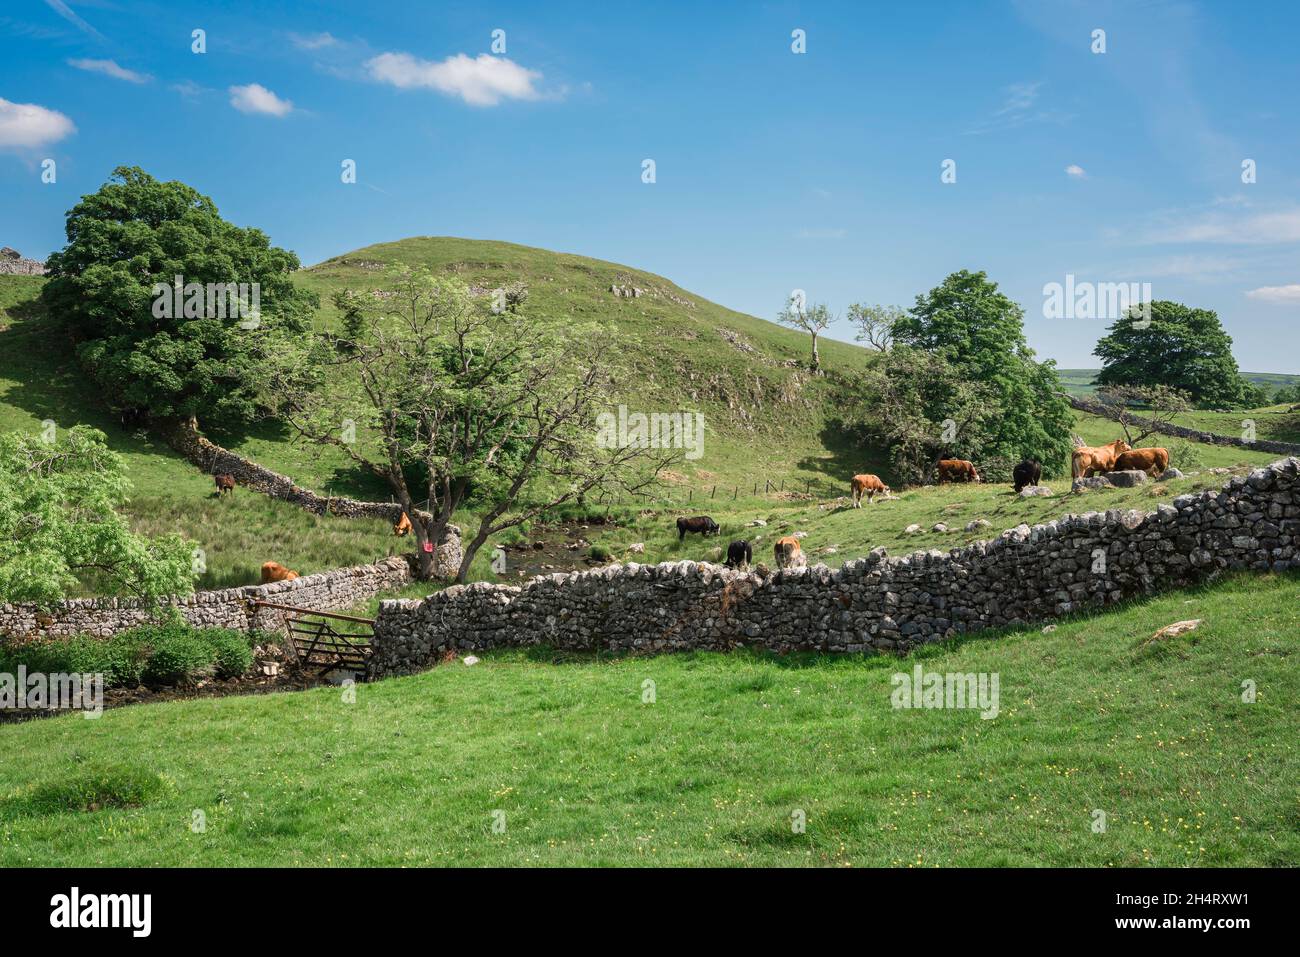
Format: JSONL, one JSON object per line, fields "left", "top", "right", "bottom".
{"left": 1157, "top": 467, "right": 1184, "bottom": 481}
{"left": 905, "top": 524, "right": 923, "bottom": 535}
{"left": 1104, "top": 469, "right": 1148, "bottom": 488}
{"left": 965, "top": 519, "right": 991, "bottom": 532}
{"left": 931, "top": 522, "right": 948, "bottom": 533}
{"left": 1019, "top": 485, "right": 1053, "bottom": 497}
{"left": 1072, "top": 476, "right": 1113, "bottom": 492}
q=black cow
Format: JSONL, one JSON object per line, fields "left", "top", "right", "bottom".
{"left": 1012, "top": 459, "right": 1042, "bottom": 493}
{"left": 677, "top": 515, "right": 720, "bottom": 540}
{"left": 724, "top": 540, "right": 752, "bottom": 569}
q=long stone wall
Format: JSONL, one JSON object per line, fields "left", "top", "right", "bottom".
{"left": 368, "top": 458, "right": 1300, "bottom": 677}
{"left": 159, "top": 419, "right": 463, "bottom": 577}
{"left": 0, "top": 557, "right": 413, "bottom": 645}
{"left": 1068, "top": 395, "right": 1300, "bottom": 456}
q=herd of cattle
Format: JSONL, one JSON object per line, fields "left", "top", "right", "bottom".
{"left": 219, "top": 435, "right": 1172, "bottom": 582}
{"left": 674, "top": 438, "right": 1173, "bottom": 570}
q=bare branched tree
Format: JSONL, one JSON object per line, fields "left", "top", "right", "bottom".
{"left": 1096, "top": 384, "right": 1191, "bottom": 445}
{"left": 776, "top": 295, "right": 833, "bottom": 372}
{"left": 847, "top": 303, "right": 903, "bottom": 352}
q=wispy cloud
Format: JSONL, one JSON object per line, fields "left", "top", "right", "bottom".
{"left": 68, "top": 58, "right": 151, "bottom": 83}
{"left": 43, "top": 0, "right": 102, "bottom": 40}
{"left": 0, "top": 96, "right": 76, "bottom": 150}
{"left": 290, "top": 31, "right": 337, "bottom": 50}
{"left": 965, "top": 81, "right": 1072, "bottom": 135}
{"left": 1142, "top": 207, "right": 1300, "bottom": 245}
{"left": 1245, "top": 284, "right": 1300, "bottom": 304}
{"left": 229, "top": 83, "right": 293, "bottom": 117}
{"left": 794, "top": 227, "right": 847, "bottom": 240}
{"left": 1064, "top": 164, "right": 1087, "bottom": 179}
{"left": 366, "top": 52, "right": 545, "bottom": 106}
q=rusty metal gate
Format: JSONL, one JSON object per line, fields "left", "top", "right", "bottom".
{"left": 251, "top": 601, "right": 374, "bottom": 673}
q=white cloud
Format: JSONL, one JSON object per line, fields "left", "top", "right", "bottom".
{"left": 1245, "top": 284, "right": 1300, "bottom": 304}
{"left": 366, "top": 52, "right": 543, "bottom": 106}
{"left": 0, "top": 97, "right": 76, "bottom": 150}
{"left": 68, "top": 58, "right": 152, "bottom": 83}
{"left": 228, "top": 83, "right": 293, "bottom": 116}
{"left": 1064, "top": 164, "right": 1087, "bottom": 179}
{"left": 290, "top": 32, "right": 337, "bottom": 50}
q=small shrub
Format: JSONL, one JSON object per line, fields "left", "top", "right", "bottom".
{"left": 1167, "top": 439, "right": 1206, "bottom": 472}
{"left": 202, "top": 629, "right": 254, "bottom": 679}
{"left": 139, "top": 626, "right": 215, "bottom": 686}
{"left": 589, "top": 545, "right": 611, "bottom": 561}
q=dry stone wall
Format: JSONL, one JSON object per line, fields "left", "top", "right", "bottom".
{"left": 0, "top": 557, "right": 413, "bottom": 645}
{"left": 368, "top": 458, "right": 1300, "bottom": 677}
{"left": 160, "top": 419, "right": 462, "bottom": 577}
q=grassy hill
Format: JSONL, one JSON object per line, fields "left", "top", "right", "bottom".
{"left": 2, "top": 569, "right": 1294, "bottom": 866}
{"left": 1, "top": 242, "right": 1292, "bottom": 594}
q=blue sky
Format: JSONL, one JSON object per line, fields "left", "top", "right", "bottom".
{"left": 2, "top": 0, "right": 1298, "bottom": 371}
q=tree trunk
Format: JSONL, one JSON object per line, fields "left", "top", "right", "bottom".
{"left": 810, "top": 332, "right": 821, "bottom": 373}
{"left": 457, "top": 524, "right": 494, "bottom": 584}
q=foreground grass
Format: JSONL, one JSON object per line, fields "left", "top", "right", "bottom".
{"left": 1, "top": 571, "right": 1294, "bottom": 867}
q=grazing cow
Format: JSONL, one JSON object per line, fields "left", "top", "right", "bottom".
{"left": 773, "top": 535, "right": 803, "bottom": 569}
{"left": 937, "top": 459, "right": 981, "bottom": 483}
{"left": 393, "top": 512, "right": 413, "bottom": 536}
{"left": 724, "top": 540, "right": 753, "bottom": 569}
{"left": 1071, "top": 439, "right": 1131, "bottom": 479}
{"left": 677, "top": 515, "right": 720, "bottom": 540}
{"left": 1113, "top": 447, "right": 1170, "bottom": 477}
{"left": 850, "top": 473, "right": 890, "bottom": 507}
{"left": 1012, "top": 460, "right": 1042, "bottom": 493}
{"left": 260, "top": 561, "right": 300, "bottom": 584}
{"left": 214, "top": 473, "right": 236, "bottom": 496}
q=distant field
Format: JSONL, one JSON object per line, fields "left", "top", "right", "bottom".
{"left": 1058, "top": 368, "right": 1300, "bottom": 398}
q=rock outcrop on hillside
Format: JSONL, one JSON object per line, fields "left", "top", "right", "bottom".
{"left": 0, "top": 247, "right": 47, "bottom": 276}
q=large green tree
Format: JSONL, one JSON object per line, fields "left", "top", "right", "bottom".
{"left": 891, "top": 270, "right": 1074, "bottom": 477}
{"left": 41, "top": 166, "right": 316, "bottom": 429}
{"left": 0, "top": 426, "right": 196, "bottom": 605}
{"left": 1093, "top": 301, "right": 1249, "bottom": 409}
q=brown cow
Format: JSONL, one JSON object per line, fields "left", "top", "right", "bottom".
{"left": 937, "top": 459, "right": 980, "bottom": 483}
{"left": 1071, "top": 439, "right": 1131, "bottom": 479}
{"left": 850, "top": 473, "right": 889, "bottom": 507}
{"left": 260, "top": 561, "right": 300, "bottom": 584}
{"left": 393, "top": 512, "right": 413, "bottom": 536}
{"left": 1114, "top": 447, "right": 1169, "bottom": 477}
{"left": 773, "top": 535, "right": 803, "bottom": 569}
{"left": 214, "top": 473, "right": 236, "bottom": 495}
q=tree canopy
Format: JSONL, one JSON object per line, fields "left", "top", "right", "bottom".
{"left": 1093, "top": 301, "right": 1250, "bottom": 409}
{"left": 41, "top": 166, "right": 316, "bottom": 429}
{"left": 0, "top": 426, "right": 196, "bottom": 605}
{"left": 890, "top": 270, "right": 1074, "bottom": 477}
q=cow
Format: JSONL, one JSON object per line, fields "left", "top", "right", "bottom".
{"left": 677, "top": 515, "right": 720, "bottom": 541}
{"left": 393, "top": 512, "right": 413, "bottom": 536}
{"left": 1071, "top": 439, "right": 1131, "bottom": 479}
{"left": 773, "top": 535, "right": 803, "bottom": 569}
{"left": 724, "top": 540, "right": 753, "bottom": 569}
{"left": 937, "top": 459, "right": 981, "bottom": 483}
{"left": 1012, "top": 460, "right": 1042, "bottom": 493}
{"left": 850, "top": 473, "right": 889, "bottom": 507}
{"left": 1113, "top": 447, "right": 1170, "bottom": 477}
{"left": 260, "top": 561, "right": 300, "bottom": 584}
{"left": 214, "top": 473, "right": 236, "bottom": 496}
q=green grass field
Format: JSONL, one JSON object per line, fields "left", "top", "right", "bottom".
{"left": 1, "top": 570, "right": 1294, "bottom": 867}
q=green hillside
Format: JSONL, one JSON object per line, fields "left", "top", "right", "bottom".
{"left": 2, "top": 569, "right": 1295, "bottom": 867}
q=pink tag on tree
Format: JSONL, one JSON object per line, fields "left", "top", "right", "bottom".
{"left": 422, "top": 542, "right": 434, "bottom": 553}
